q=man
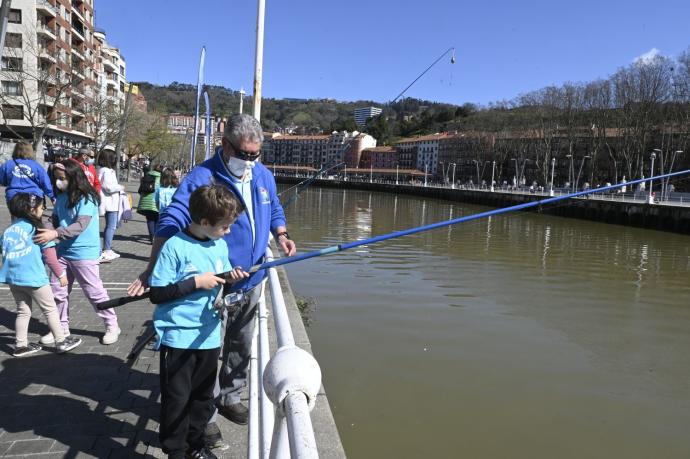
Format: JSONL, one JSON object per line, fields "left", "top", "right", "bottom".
{"left": 73, "top": 148, "right": 101, "bottom": 193}
{"left": 128, "top": 113, "right": 296, "bottom": 447}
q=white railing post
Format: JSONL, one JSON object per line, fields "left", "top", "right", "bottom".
{"left": 248, "top": 318, "right": 260, "bottom": 459}
{"left": 258, "top": 283, "right": 274, "bottom": 458}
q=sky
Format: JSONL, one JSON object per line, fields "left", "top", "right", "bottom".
{"left": 95, "top": 0, "right": 690, "bottom": 107}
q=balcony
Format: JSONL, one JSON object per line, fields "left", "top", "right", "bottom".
{"left": 106, "top": 77, "right": 117, "bottom": 88}
{"left": 37, "top": 23, "right": 56, "bottom": 40}
{"left": 71, "top": 104, "right": 85, "bottom": 117}
{"left": 36, "top": 0, "right": 57, "bottom": 17}
{"left": 71, "top": 5, "right": 85, "bottom": 23}
{"left": 71, "top": 63, "right": 86, "bottom": 80}
{"left": 71, "top": 89, "right": 85, "bottom": 99}
{"left": 103, "top": 58, "right": 116, "bottom": 71}
{"left": 71, "top": 24, "right": 85, "bottom": 42}
{"left": 38, "top": 47, "right": 57, "bottom": 64}
{"left": 71, "top": 47, "right": 85, "bottom": 61}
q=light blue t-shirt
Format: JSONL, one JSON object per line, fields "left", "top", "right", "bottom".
{"left": 155, "top": 186, "right": 177, "bottom": 213}
{"left": 150, "top": 231, "right": 232, "bottom": 350}
{"left": 0, "top": 219, "right": 52, "bottom": 287}
{"left": 55, "top": 194, "right": 100, "bottom": 260}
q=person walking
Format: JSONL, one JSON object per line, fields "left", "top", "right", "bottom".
{"left": 72, "top": 148, "right": 101, "bottom": 193}
{"left": 97, "top": 149, "right": 125, "bottom": 262}
{"left": 137, "top": 165, "right": 161, "bottom": 243}
{"left": 128, "top": 113, "right": 296, "bottom": 448}
{"left": 154, "top": 167, "right": 179, "bottom": 215}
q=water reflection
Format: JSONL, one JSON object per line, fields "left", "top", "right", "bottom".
{"left": 281, "top": 185, "right": 690, "bottom": 459}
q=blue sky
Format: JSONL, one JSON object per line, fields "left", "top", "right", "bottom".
{"left": 95, "top": 0, "right": 690, "bottom": 106}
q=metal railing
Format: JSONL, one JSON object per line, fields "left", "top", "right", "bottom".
{"left": 248, "top": 247, "right": 321, "bottom": 459}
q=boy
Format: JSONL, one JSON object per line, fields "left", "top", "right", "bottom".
{"left": 149, "top": 185, "right": 248, "bottom": 459}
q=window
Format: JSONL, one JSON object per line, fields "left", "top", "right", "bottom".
{"left": 1, "top": 57, "right": 22, "bottom": 71}
{"left": 2, "top": 104, "right": 24, "bottom": 120}
{"left": 5, "top": 33, "right": 22, "bottom": 48}
{"left": 8, "top": 9, "right": 21, "bottom": 24}
{"left": 2, "top": 81, "right": 22, "bottom": 96}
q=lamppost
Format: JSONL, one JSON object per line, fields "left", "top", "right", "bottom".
{"left": 424, "top": 163, "right": 428, "bottom": 187}
{"left": 344, "top": 163, "right": 347, "bottom": 181}
{"left": 575, "top": 155, "right": 590, "bottom": 192}
{"left": 450, "top": 163, "right": 455, "bottom": 189}
{"left": 490, "top": 160, "right": 495, "bottom": 192}
{"left": 566, "top": 154, "right": 574, "bottom": 192}
{"left": 395, "top": 164, "right": 399, "bottom": 185}
{"left": 549, "top": 157, "right": 556, "bottom": 196}
{"left": 649, "top": 149, "right": 659, "bottom": 204}
{"left": 511, "top": 158, "right": 519, "bottom": 188}
{"left": 369, "top": 161, "right": 373, "bottom": 184}
{"left": 519, "top": 159, "right": 530, "bottom": 188}
{"left": 472, "top": 159, "right": 480, "bottom": 187}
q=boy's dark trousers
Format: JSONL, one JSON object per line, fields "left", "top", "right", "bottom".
{"left": 159, "top": 345, "right": 220, "bottom": 457}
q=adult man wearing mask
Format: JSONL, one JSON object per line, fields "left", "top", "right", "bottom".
{"left": 73, "top": 148, "right": 101, "bottom": 193}
{"left": 127, "top": 113, "right": 296, "bottom": 446}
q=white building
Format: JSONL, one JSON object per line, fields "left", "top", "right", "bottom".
{"left": 354, "top": 106, "right": 382, "bottom": 127}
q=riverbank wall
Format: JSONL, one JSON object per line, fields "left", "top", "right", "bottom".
{"left": 277, "top": 177, "right": 690, "bottom": 234}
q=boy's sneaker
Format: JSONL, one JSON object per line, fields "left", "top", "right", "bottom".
{"left": 185, "top": 446, "right": 218, "bottom": 459}
{"left": 13, "top": 343, "right": 42, "bottom": 357}
{"left": 102, "top": 326, "right": 121, "bottom": 345}
{"left": 203, "top": 422, "right": 227, "bottom": 450}
{"left": 56, "top": 336, "right": 82, "bottom": 354}
{"left": 40, "top": 330, "right": 70, "bottom": 345}
{"left": 98, "top": 250, "right": 121, "bottom": 263}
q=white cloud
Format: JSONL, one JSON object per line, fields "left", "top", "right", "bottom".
{"left": 634, "top": 48, "right": 661, "bottom": 65}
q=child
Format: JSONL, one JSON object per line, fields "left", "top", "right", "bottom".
{"left": 0, "top": 142, "right": 55, "bottom": 204}
{"left": 34, "top": 160, "right": 120, "bottom": 345}
{"left": 0, "top": 193, "right": 82, "bottom": 356}
{"left": 137, "top": 165, "right": 161, "bottom": 243}
{"left": 154, "top": 167, "right": 179, "bottom": 215}
{"left": 149, "top": 184, "right": 247, "bottom": 459}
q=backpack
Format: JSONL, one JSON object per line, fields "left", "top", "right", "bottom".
{"left": 138, "top": 173, "right": 156, "bottom": 194}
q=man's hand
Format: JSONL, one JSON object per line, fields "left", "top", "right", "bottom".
{"left": 58, "top": 274, "right": 68, "bottom": 288}
{"left": 33, "top": 228, "right": 58, "bottom": 245}
{"left": 278, "top": 236, "right": 297, "bottom": 257}
{"left": 226, "top": 267, "right": 250, "bottom": 283}
{"left": 195, "top": 272, "right": 225, "bottom": 290}
{"left": 127, "top": 270, "right": 151, "bottom": 297}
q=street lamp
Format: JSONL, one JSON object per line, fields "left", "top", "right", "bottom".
{"left": 395, "top": 164, "right": 399, "bottom": 185}
{"left": 451, "top": 162, "right": 457, "bottom": 189}
{"left": 549, "top": 157, "right": 556, "bottom": 196}
{"left": 566, "top": 154, "right": 574, "bottom": 192}
{"left": 520, "top": 159, "right": 530, "bottom": 188}
{"left": 490, "top": 160, "right": 495, "bottom": 192}
{"left": 575, "top": 155, "right": 590, "bottom": 191}
{"left": 511, "top": 158, "right": 518, "bottom": 188}
{"left": 649, "top": 149, "right": 659, "bottom": 204}
{"left": 424, "top": 162, "right": 428, "bottom": 187}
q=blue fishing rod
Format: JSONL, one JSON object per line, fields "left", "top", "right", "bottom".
{"left": 96, "top": 168, "right": 689, "bottom": 310}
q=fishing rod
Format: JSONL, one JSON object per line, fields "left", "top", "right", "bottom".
{"left": 391, "top": 47, "right": 456, "bottom": 104}
{"left": 96, "top": 169, "right": 690, "bottom": 311}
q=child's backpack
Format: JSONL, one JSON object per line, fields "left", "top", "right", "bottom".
{"left": 138, "top": 173, "right": 156, "bottom": 195}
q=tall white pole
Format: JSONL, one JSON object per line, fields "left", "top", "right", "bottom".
{"left": 648, "top": 151, "right": 657, "bottom": 204}
{"left": 424, "top": 163, "right": 428, "bottom": 187}
{"left": 452, "top": 163, "right": 456, "bottom": 189}
{"left": 490, "top": 161, "right": 495, "bottom": 192}
{"left": 549, "top": 157, "right": 555, "bottom": 196}
{"left": 239, "top": 87, "right": 246, "bottom": 114}
{"left": 252, "top": 0, "right": 266, "bottom": 121}
{"left": 396, "top": 164, "right": 399, "bottom": 185}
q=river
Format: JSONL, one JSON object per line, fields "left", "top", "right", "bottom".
{"left": 280, "top": 185, "right": 690, "bottom": 459}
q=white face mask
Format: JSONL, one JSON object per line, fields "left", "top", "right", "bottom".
{"left": 227, "top": 156, "right": 255, "bottom": 177}
{"left": 56, "top": 179, "right": 68, "bottom": 191}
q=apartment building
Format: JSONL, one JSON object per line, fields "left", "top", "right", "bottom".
{"left": 0, "top": 0, "right": 127, "bottom": 152}
{"left": 353, "top": 106, "right": 382, "bottom": 128}
{"left": 359, "top": 146, "right": 397, "bottom": 169}
{"left": 262, "top": 131, "right": 376, "bottom": 168}
{"left": 395, "top": 133, "right": 449, "bottom": 174}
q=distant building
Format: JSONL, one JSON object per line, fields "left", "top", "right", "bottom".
{"left": 262, "top": 131, "right": 376, "bottom": 168}
{"left": 395, "top": 133, "right": 450, "bottom": 175}
{"left": 354, "top": 106, "right": 382, "bottom": 127}
{"left": 360, "top": 146, "right": 397, "bottom": 169}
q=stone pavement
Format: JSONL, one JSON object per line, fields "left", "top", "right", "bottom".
{"left": 0, "top": 182, "right": 346, "bottom": 459}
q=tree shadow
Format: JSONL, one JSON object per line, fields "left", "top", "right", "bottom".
{"left": 0, "top": 352, "right": 161, "bottom": 457}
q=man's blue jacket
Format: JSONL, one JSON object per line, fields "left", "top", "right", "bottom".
{"left": 0, "top": 159, "right": 55, "bottom": 203}
{"left": 156, "top": 151, "right": 287, "bottom": 292}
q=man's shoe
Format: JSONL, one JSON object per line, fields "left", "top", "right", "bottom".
{"left": 56, "top": 335, "right": 82, "bottom": 354}
{"left": 204, "top": 422, "right": 223, "bottom": 448}
{"left": 40, "top": 330, "right": 70, "bottom": 345}
{"left": 185, "top": 446, "right": 218, "bottom": 459}
{"left": 218, "top": 402, "right": 248, "bottom": 425}
{"left": 102, "top": 326, "right": 121, "bottom": 345}
{"left": 13, "top": 343, "right": 42, "bottom": 357}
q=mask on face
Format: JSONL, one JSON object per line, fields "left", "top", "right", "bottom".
{"left": 85, "top": 158, "right": 95, "bottom": 166}
{"left": 56, "top": 179, "right": 68, "bottom": 191}
{"left": 227, "top": 156, "right": 254, "bottom": 177}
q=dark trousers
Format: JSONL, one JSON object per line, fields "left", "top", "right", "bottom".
{"left": 159, "top": 345, "right": 220, "bottom": 457}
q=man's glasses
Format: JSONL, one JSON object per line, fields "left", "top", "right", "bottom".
{"left": 230, "top": 142, "right": 261, "bottom": 161}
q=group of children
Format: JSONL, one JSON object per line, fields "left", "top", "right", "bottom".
{"left": 1, "top": 141, "right": 255, "bottom": 458}
{"left": 0, "top": 142, "right": 121, "bottom": 356}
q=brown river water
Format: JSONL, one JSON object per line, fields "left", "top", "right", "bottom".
{"left": 280, "top": 185, "right": 690, "bottom": 459}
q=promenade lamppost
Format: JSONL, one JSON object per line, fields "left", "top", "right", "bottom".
{"left": 549, "top": 157, "right": 556, "bottom": 196}
{"left": 472, "top": 159, "right": 480, "bottom": 188}
{"left": 490, "top": 160, "right": 495, "bottom": 192}
{"left": 566, "top": 154, "right": 574, "bottom": 192}
{"left": 451, "top": 162, "right": 457, "bottom": 189}
{"left": 511, "top": 158, "right": 519, "bottom": 188}
{"left": 424, "top": 163, "right": 428, "bottom": 187}
{"left": 649, "top": 149, "right": 659, "bottom": 204}
{"left": 395, "top": 164, "right": 399, "bottom": 185}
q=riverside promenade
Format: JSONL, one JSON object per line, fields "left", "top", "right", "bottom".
{"left": 0, "top": 183, "right": 345, "bottom": 458}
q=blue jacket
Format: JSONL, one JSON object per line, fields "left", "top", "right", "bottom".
{"left": 156, "top": 151, "right": 287, "bottom": 292}
{"left": 0, "top": 159, "right": 55, "bottom": 203}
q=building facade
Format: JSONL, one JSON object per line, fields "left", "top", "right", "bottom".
{"left": 354, "top": 106, "right": 382, "bottom": 128}
{"left": 262, "top": 131, "right": 376, "bottom": 168}
{"left": 359, "top": 146, "right": 397, "bottom": 169}
{"left": 394, "top": 133, "right": 448, "bottom": 175}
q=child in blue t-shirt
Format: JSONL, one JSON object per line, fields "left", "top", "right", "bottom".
{"left": 0, "top": 193, "right": 82, "bottom": 356}
{"left": 33, "top": 160, "right": 120, "bottom": 346}
{"left": 149, "top": 184, "right": 247, "bottom": 459}
{"left": 154, "top": 167, "right": 179, "bottom": 214}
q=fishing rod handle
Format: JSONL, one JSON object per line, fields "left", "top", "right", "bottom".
{"left": 96, "top": 292, "right": 150, "bottom": 310}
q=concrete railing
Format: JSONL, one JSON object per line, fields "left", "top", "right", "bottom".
{"left": 248, "top": 248, "right": 322, "bottom": 459}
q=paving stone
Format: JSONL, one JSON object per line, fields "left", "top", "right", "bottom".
{"left": 3, "top": 438, "right": 55, "bottom": 456}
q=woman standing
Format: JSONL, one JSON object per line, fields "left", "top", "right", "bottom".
{"left": 97, "top": 149, "right": 124, "bottom": 262}
{"left": 136, "top": 164, "right": 161, "bottom": 243}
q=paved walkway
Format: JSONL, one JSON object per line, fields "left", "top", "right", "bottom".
{"left": 0, "top": 185, "right": 248, "bottom": 458}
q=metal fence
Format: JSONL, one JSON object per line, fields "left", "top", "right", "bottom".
{"left": 248, "top": 247, "right": 321, "bottom": 459}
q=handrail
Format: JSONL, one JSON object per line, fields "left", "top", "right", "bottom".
{"left": 248, "top": 248, "right": 322, "bottom": 458}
